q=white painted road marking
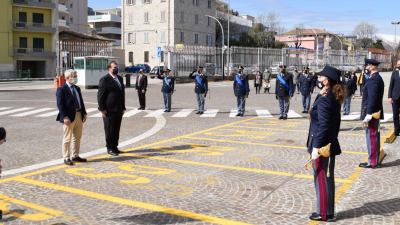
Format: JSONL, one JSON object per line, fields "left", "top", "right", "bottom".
{"left": 172, "top": 109, "right": 194, "bottom": 118}
{"left": 12, "top": 108, "right": 54, "bottom": 117}
{"left": 256, "top": 109, "right": 273, "bottom": 118}
{"left": 201, "top": 109, "right": 219, "bottom": 117}
{"left": 0, "top": 107, "right": 33, "bottom": 116}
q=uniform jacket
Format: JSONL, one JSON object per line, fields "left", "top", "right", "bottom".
{"left": 97, "top": 74, "right": 126, "bottom": 113}
{"left": 233, "top": 73, "right": 250, "bottom": 96}
{"left": 361, "top": 72, "right": 384, "bottom": 119}
{"left": 157, "top": 74, "right": 175, "bottom": 93}
{"left": 56, "top": 83, "right": 87, "bottom": 123}
{"left": 135, "top": 74, "right": 148, "bottom": 91}
{"left": 307, "top": 90, "right": 341, "bottom": 155}
{"left": 388, "top": 70, "right": 400, "bottom": 100}
{"left": 275, "top": 72, "right": 294, "bottom": 97}
{"left": 189, "top": 72, "right": 208, "bottom": 94}
{"left": 298, "top": 74, "right": 313, "bottom": 96}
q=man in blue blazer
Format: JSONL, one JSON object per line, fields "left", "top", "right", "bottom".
{"left": 360, "top": 58, "right": 384, "bottom": 169}
{"left": 56, "top": 69, "right": 87, "bottom": 165}
{"left": 233, "top": 65, "right": 250, "bottom": 117}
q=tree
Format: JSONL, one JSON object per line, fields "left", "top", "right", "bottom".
{"left": 372, "top": 39, "right": 385, "bottom": 49}
{"left": 353, "top": 22, "right": 377, "bottom": 39}
{"left": 256, "top": 12, "right": 285, "bottom": 35}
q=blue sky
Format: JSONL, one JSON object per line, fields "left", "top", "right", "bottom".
{"left": 88, "top": 0, "right": 399, "bottom": 43}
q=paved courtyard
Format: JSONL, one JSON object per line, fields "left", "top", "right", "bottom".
{"left": 0, "top": 73, "right": 399, "bottom": 224}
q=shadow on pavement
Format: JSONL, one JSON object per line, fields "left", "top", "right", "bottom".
{"left": 110, "top": 211, "right": 198, "bottom": 224}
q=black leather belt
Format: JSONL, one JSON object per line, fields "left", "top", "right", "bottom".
{"left": 76, "top": 109, "right": 81, "bottom": 112}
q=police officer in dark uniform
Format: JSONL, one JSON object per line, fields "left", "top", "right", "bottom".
{"left": 299, "top": 70, "right": 314, "bottom": 113}
{"left": 275, "top": 65, "right": 294, "bottom": 119}
{"left": 189, "top": 66, "right": 208, "bottom": 114}
{"left": 359, "top": 59, "right": 384, "bottom": 169}
{"left": 307, "top": 65, "right": 344, "bottom": 222}
{"left": 233, "top": 65, "right": 250, "bottom": 117}
{"left": 388, "top": 59, "right": 400, "bottom": 136}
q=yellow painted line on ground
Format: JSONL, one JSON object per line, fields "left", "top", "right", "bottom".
{"left": 182, "top": 136, "right": 367, "bottom": 156}
{"left": 0, "top": 165, "right": 67, "bottom": 184}
{"left": 122, "top": 153, "right": 352, "bottom": 184}
{"left": 15, "top": 177, "right": 253, "bottom": 225}
{"left": 228, "top": 126, "right": 364, "bottom": 137}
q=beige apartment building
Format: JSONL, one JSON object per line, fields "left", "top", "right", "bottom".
{"left": 122, "top": 0, "right": 216, "bottom": 68}
{"left": 58, "top": 0, "right": 88, "bottom": 33}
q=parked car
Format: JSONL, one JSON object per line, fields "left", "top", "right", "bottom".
{"left": 149, "top": 66, "right": 164, "bottom": 78}
{"left": 125, "top": 64, "right": 151, "bottom": 73}
{"left": 269, "top": 62, "right": 283, "bottom": 75}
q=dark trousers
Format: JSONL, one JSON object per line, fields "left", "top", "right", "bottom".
{"left": 313, "top": 155, "right": 336, "bottom": 219}
{"left": 392, "top": 98, "right": 400, "bottom": 135}
{"left": 255, "top": 85, "right": 261, "bottom": 94}
{"left": 103, "top": 111, "right": 123, "bottom": 151}
{"left": 138, "top": 90, "right": 146, "bottom": 109}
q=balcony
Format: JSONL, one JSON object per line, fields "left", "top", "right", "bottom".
{"left": 58, "top": 19, "right": 70, "bottom": 28}
{"left": 95, "top": 27, "right": 121, "bottom": 35}
{"left": 13, "top": 48, "right": 56, "bottom": 58}
{"left": 12, "top": 0, "right": 56, "bottom": 9}
{"left": 13, "top": 21, "right": 56, "bottom": 33}
{"left": 58, "top": 3, "right": 69, "bottom": 14}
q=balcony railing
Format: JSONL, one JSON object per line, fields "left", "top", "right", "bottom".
{"left": 12, "top": 0, "right": 56, "bottom": 9}
{"left": 95, "top": 27, "right": 121, "bottom": 34}
{"left": 58, "top": 19, "right": 70, "bottom": 28}
{"left": 13, "top": 21, "right": 56, "bottom": 33}
{"left": 58, "top": 3, "right": 69, "bottom": 14}
{"left": 13, "top": 48, "right": 56, "bottom": 58}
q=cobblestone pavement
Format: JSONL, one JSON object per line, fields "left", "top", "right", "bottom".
{"left": 0, "top": 72, "right": 399, "bottom": 224}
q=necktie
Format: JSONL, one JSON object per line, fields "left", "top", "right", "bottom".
{"left": 114, "top": 76, "right": 122, "bottom": 89}
{"left": 71, "top": 86, "right": 80, "bottom": 109}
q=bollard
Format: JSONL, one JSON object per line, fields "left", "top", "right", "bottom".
{"left": 125, "top": 73, "right": 131, "bottom": 87}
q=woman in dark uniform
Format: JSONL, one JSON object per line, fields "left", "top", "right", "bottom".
{"left": 0, "top": 127, "right": 6, "bottom": 220}
{"left": 307, "top": 66, "right": 345, "bottom": 222}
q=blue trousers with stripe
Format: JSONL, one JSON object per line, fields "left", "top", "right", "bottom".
{"left": 313, "top": 155, "right": 336, "bottom": 219}
{"left": 366, "top": 118, "right": 380, "bottom": 167}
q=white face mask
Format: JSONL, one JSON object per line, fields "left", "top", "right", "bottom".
{"left": 70, "top": 77, "right": 78, "bottom": 85}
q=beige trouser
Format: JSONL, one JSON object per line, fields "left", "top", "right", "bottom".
{"left": 62, "top": 112, "right": 83, "bottom": 159}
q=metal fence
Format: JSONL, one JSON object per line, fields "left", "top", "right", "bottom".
{"left": 166, "top": 45, "right": 392, "bottom": 77}
{"left": 0, "top": 70, "right": 31, "bottom": 80}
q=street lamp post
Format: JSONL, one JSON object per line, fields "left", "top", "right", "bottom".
{"left": 331, "top": 33, "right": 344, "bottom": 69}
{"left": 310, "top": 28, "right": 319, "bottom": 69}
{"left": 206, "top": 15, "right": 225, "bottom": 80}
{"left": 227, "top": 0, "right": 230, "bottom": 77}
{"left": 391, "top": 21, "right": 400, "bottom": 49}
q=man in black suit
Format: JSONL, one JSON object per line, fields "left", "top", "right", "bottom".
{"left": 360, "top": 59, "right": 384, "bottom": 169}
{"left": 56, "top": 69, "right": 88, "bottom": 165}
{"left": 388, "top": 60, "right": 400, "bottom": 136}
{"left": 136, "top": 69, "right": 148, "bottom": 110}
{"left": 97, "top": 61, "right": 126, "bottom": 156}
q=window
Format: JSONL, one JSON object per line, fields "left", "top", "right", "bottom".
{"left": 192, "top": 0, "right": 199, "bottom": 6}
{"left": 33, "top": 38, "right": 44, "bottom": 51}
{"left": 195, "top": 14, "right": 199, "bottom": 25}
{"left": 128, "top": 32, "right": 135, "bottom": 44}
{"left": 180, "top": 31, "right": 184, "bottom": 43}
{"left": 128, "top": 13, "right": 134, "bottom": 24}
{"left": 127, "top": 0, "right": 135, "bottom": 5}
{"left": 129, "top": 52, "right": 133, "bottom": 63}
{"left": 32, "top": 13, "right": 44, "bottom": 25}
{"left": 160, "top": 51, "right": 164, "bottom": 62}
{"left": 19, "top": 37, "right": 27, "bottom": 48}
{"left": 19, "top": 12, "right": 27, "bottom": 23}
{"left": 160, "top": 31, "right": 166, "bottom": 43}
{"left": 75, "top": 59, "right": 84, "bottom": 69}
{"left": 144, "top": 12, "right": 149, "bottom": 23}
{"left": 207, "top": 17, "right": 211, "bottom": 26}
{"left": 144, "top": 51, "right": 149, "bottom": 63}
{"left": 160, "top": 11, "right": 166, "bottom": 23}
{"left": 70, "top": 17, "right": 73, "bottom": 23}
{"left": 180, "top": 11, "right": 184, "bottom": 23}
{"left": 143, "top": 0, "right": 151, "bottom": 3}
{"left": 194, "top": 33, "right": 199, "bottom": 44}
{"left": 144, "top": 32, "right": 149, "bottom": 43}
{"left": 208, "top": 0, "right": 212, "bottom": 8}
{"left": 206, "top": 34, "right": 213, "bottom": 46}
{"left": 70, "top": 3, "right": 73, "bottom": 8}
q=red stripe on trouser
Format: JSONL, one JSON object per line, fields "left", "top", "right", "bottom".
{"left": 369, "top": 120, "right": 378, "bottom": 166}
{"left": 316, "top": 158, "right": 328, "bottom": 220}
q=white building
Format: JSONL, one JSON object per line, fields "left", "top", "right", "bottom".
{"left": 122, "top": 0, "right": 216, "bottom": 68}
{"left": 58, "top": 0, "right": 88, "bottom": 33}
{"left": 88, "top": 8, "right": 122, "bottom": 47}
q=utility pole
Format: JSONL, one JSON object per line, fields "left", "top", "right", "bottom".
{"left": 391, "top": 21, "right": 400, "bottom": 49}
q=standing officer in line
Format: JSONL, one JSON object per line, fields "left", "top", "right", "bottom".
{"left": 299, "top": 69, "right": 314, "bottom": 113}
{"left": 359, "top": 59, "right": 384, "bottom": 169}
{"left": 233, "top": 65, "right": 250, "bottom": 117}
{"left": 158, "top": 68, "right": 175, "bottom": 112}
{"left": 275, "top": 65, "right": 294, "bottom": 120}
{"left": 98, "top": 61, "right": 126, "bottom": 156}
{"left": 189, "top": 66, "right": 208, "bottom": 114}
{"left": 56, "top": 69, "right": 88, "bottom": 165}
{"left": 135, "top": 69, "right": 148, "bottom": 110}
{"left": 388, "top": 59, "right": 400, "bottom": 136}
{"left": 307, "top": 65, "right": 344, "bottom": 222}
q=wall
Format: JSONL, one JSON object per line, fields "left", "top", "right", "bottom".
{"left": 0, "top": 1, "right": 14, "bottom": 71}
